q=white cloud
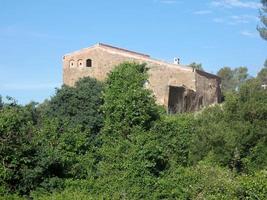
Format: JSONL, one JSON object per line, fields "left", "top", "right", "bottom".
{"left": 213, "top": 18, "right": 225, "bottom": 23}
{"left": 193, "top": 10, "right": 213, "bottom": 15}
{"left": 158, "top": 0, "right": 180, "bottom": 4}
{"left": 0, "top": 25, "right": 65, "bottom": 40}
{"left": 0, "top": 83, "right": 61, "bottom": 90}
{"left": 212, "top": 15, "right": 258, "bottom": 25}
{"left": 240, "top": 30, "right": 258, "bottom": 37}
{"left": 231, "top": 15, "right": 257, "bottom": 22}
{"left": 202, "top": 45, "right": 217, "bottom": 49}
{"left": 211, "top": 0, "right": 261, "bottom": 9}
{"left": 229, "top": 14, "right": 259, "bottom": 24}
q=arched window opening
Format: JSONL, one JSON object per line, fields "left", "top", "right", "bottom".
{"left": 86, "top": 59, "right": 92, "bottom": 67}
{"left": 69, "top": 60, "right": 75, "bottom": 68}
{"left": 78, "top": 59, "right": 83, "bottom": 67}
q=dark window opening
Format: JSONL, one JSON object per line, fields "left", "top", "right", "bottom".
{"left": 69, "top": 60, "right": 75, "bottom": 68}
{"left": 78, "top": 59, "right": 83, "bottom": 67}
{"left": 86, "top": 59, "right": 92, "bottom": 67}
{"left": 168, "top": 86, "right": 185, "bottom": 114}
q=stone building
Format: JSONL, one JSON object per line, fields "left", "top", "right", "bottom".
{"left": 63, "top": 43, "right": 221, "bottom": 113}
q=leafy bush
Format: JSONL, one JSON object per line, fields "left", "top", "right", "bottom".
{"left": 1, "top": 63, "right": 266, "bottom": 199}
{"left": 43, "top": 77, "right": 104, "bottom": 134}
{"left": 94, "top": 62, "right": 160, "bottom": 199}
{"left": 237, "top": 170, "right": 267, "bottom": 199}
{"left": 191, "top": 79, "right": 267, "bottom": 172}
{"left": 31, "top": 188, "right": 94, "bottom": 200}
{"left": 101, "top": 62, "right": 160, "bottom": 135}
{"left": 0, "top": 103, "right": 38, "bottom": 194}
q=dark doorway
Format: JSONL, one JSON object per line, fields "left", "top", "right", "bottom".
{"left": 168, "top": 86, "right": 185, "bottom": 114}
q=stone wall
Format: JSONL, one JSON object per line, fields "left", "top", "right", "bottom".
{"left": 63, "top": 46, "right": 196, "bottom": 106}
{"left": 63, "top": 45, "right": 221, "bottom": 112}
{"left": 195, "top": 70, "right": 221, "bottom": 106}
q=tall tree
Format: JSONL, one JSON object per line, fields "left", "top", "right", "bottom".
{"left": 257, "top": 0, "right": 267, "bottom": 40}
{"left": 95, "top": 62, "right": 160, "bottom": 198}
{"left": 257, "top": 60, "right": 267, "bottom": 84}
{"left": 217, "top": 67, "right": 235, "bottom": 93}
{"left": 43, "top": 77, "right": 104, "bottom": 134}
{"left": 0, "top": 95, "right": 3, "bottom": 109}
{"left": 217, "top": 66, "right": 249, "bottom": 94}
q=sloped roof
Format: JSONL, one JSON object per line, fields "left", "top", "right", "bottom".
{"left": 64, "top": 43, "right": 220, "bottom": 77}
{"left": 92, "top": 43, "right": 192, "bottom": 71}
{"left": 97, "top": 43, "right": 150, "bottom": 58}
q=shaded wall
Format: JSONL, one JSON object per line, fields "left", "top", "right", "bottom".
{"left": 195, "top": 70, "right": 221, "bottom": 106}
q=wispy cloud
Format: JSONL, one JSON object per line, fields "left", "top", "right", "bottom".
{"left": 158, "top": 0, "right": 180, "bottom": 4}
{"left": 212, "top": 14, "right": 258, "bottom": 25}
{"left": 202, "top": 45, "right": 217, "bottom": 49}
{"left": 229, "top": 15, "right": 258, "bottom": 24}
{"left": 211, "top": 0, "right": 261, "bottom": 9}
{"left": 0, "top": 83, "right": 61, "bottom": 91}
{"left": 193, "top": 10, "right": 213, "bottom": 15}
{"left": 240, "top": 30, "right": 258, "bottom": 38}
{"left": 213, "top": 18, "right": 225, "bottom": 23}
{"left": 0, "top": 25, "right": 65, "bottom": 40}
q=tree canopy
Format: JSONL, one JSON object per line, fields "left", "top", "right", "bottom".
{"left": 1, "top": 62, "right": 266, "bottom": 199}
{"left": 189, "top": 62, "right": 204, "bottom": 71}
{"left": 217, "top": 66, "right": 249, "bottom": 94}
{"left": 258, "top": 0, "right": 267, "bottom": 40}
{"left": 43, "top": 77, "right": 104, "bottom": 134}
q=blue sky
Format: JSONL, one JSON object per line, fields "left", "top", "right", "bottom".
{"left": 0, "top": 0, "right": 266, "bottom": 104}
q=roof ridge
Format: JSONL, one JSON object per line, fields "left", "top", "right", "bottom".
{"left": 96, "top": 43, "right": 193, "bottom": 72}
{"left": 97, "top": 43, "right": 150, "bottom": 58}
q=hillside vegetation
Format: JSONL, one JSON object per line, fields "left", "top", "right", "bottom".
{"left": 0, "top": 62, "right": 266, "bottom": 199}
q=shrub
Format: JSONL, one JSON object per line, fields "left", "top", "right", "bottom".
{"left": 43, "top": 77, "right": 104, "bottom": 134}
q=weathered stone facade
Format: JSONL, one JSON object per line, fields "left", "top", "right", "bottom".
{"left": 63, "top": 43, "right": 221, "bottom": 113}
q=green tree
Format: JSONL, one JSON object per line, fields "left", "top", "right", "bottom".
{"left": 44, "top": 77, "right": 103, "bottom": 134}
{"left": 191, "top": 79, "right": 267, "bottom": 172}
{"left": 257, "top": 68, "right": 267, "bottom": 84}
{"left": 30, "top": 118, "right": 91, "bottom": 192}
{"left": 258, "top": 0, "right": 267, "bottom": 40}
{"left": 189, "top": 62, "right": 204, "bottom": 71}
{"left": 101, "top": 62, "right": 159, "bottom": 135}
{"left": 0, "top": 96, "right": 3, "bottom": 109}
{"left": 217, "top": 67, "right": 235, "bottom": 93}
{"left": 217, "top": 66, "right": 249, "bottom": 94}
{"left": 0, "top": 93, "right": 99, "bottom": 195}
{"left": 0, "top": 103, "right": 38, "bottom": 194}
{"left": 94, "top": 62, "right": 160, "bottom": 198}
{"left": 30, "top": 188, "right": 94, "bottom": 200}
{"left": 257, "top": 60, "right": 267, "bottom": 84}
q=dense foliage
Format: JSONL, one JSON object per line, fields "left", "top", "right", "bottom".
{"left": 43, "top": 77, "right": 103, "bottom": 134}
{"left": 217, "top": 66, "right": 249, "bottom": 95}
{"left": 257, "top": 60, "right": 267, "bottom": 85}
{"left": 258, "top": 0, "right": 267, "bottom": 40}
{"left": 1, "top": 62, "right": 267, "bottom": 199}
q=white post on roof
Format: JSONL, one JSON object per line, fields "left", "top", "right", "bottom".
{"left": 261, "top": 84, "right": 267, "bottom": 90}
{"left": 174, "top": 58, "right": 180, "bottom": 65}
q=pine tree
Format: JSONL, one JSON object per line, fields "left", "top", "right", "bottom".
{"left": 257, "top": 0, "right": 267, "bottom": 40}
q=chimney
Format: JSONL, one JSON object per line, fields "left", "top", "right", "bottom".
{"left": 173, "top": 57, "right": 180, "bottom": 65}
